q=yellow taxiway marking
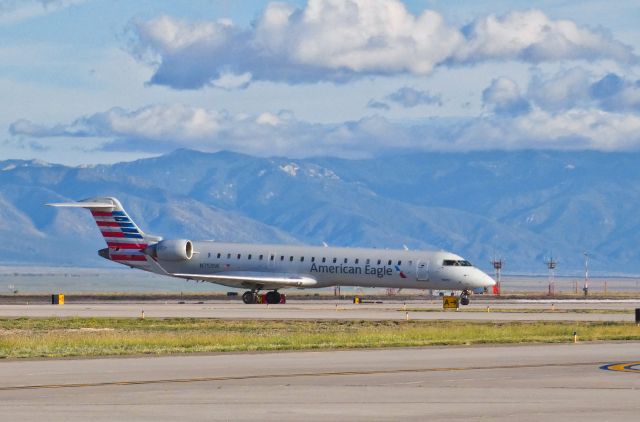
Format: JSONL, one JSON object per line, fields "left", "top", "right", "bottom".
{"left": 0, "top": 361, "right": 610, "bottom": 392}
{"left": 600, "top": 362, "right": 640, "bottom": 373}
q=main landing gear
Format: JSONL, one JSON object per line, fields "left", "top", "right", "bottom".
{"left": 242, "top": 291, "right": 257, "bottom": 304}
{"left": 460, "top": 289, "right": 471, "bottom": 306}
{"left": 265, "top": 291, "right": 281, "bottom": 304}
{"left": 241, "top": 290, "right": 282, "bottom": 304}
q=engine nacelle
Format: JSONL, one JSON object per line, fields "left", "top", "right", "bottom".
{"left": 147, "top": 239, "right": 194, "bottom": 261}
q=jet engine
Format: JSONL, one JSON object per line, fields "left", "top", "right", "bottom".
{"left": 145, "top": 239, "right": 194, "bottom": 261}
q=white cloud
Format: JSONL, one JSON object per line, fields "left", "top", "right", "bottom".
{"left": 11, "top": 104, "right": 222, "bottom": 144}
{"left": 0, "top": 0, "right": 86, "bottom": 25}
{"left": 482, "top": 77, "right": 530, "bottom": 115}
{"left": 528, "top": 67, "right": 592, "bottom": 111}
{"left": 256, "top": 112, "right": 281, "bottom": 126}
{"left": 127, "top": 1, "right": 635, "bottom": 89}
{"left": 10, "top": 102, "right": 640, "bottom": 156}
{"left": 366, "top": 99, "right": 390, "bottom": 110}
{"left": 211, "top": 71, "right": 252, "bottom": 90}
{"left": 455, "top": 109, "right": 640, "bottom": 151}
{"left": 455, "top": 9, "right": 632, "bottom": 63}
{"left": 527, "top": 68, "right": 640, "bottom": 112}
{"left": 589, "top": 73, "right": 640, "bottom": 112}
{"left": 385, "top": 86, "right": 442, "bottom": 107}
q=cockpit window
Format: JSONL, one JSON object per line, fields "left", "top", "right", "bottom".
{"left": 443, "top": 259, "right": 473, "bottom": 267}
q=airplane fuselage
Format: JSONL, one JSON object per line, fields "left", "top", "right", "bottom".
{"left": 155, "top": 241, "right": 494, "bottom": 291}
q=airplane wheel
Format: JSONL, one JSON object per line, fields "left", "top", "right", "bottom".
{"left": 266, "top": 291, "right": 280, "bottom": 304}
{"left": 242, "top": 291, "right": 256, "bottom": 304}
{"left": 460, "top": 297, "right": 470, "bottom": 306}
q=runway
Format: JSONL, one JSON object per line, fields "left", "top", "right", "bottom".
{"left": 0, "top": 342, "right": 638, "bottom": 421}
{"left": 0, "top": 299, "right": 638, "bottom": 322}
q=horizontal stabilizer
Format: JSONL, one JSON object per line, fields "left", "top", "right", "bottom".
{"left": 47, "top": 201, "right": 115, "bottom": 208}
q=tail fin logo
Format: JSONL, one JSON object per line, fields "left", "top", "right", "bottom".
{"left": 47, "top": 197, "right": 158, "bottom": 265}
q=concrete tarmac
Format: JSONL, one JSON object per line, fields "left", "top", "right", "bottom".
{"left": 0, "top": 342, "right": 639, "bottom": 421}
{"left": 0, "top": 299, "right": 638, "bottom": 321}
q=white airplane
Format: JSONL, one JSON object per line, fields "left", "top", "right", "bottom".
{"left": 48, "top": 197, "right": 495, "bottom": 304}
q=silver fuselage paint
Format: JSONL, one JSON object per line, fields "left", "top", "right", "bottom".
{"left": 152, "top": 241, "right": 495, "bottom": 291}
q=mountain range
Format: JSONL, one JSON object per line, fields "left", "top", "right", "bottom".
{"left": 1, "top": 149, "right": 638, "bottom": 275}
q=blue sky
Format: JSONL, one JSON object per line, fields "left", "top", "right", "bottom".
{"left": 2, "top": 0, "right": 640, "bottom": 165}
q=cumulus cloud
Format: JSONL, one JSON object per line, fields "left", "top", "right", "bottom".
{"left": 589, "top": 73, "right": 640, "bottom": 112}
{"left": 482, "top": 77, "right": 530, "bottom": 116}
{"left": 455, "top": 9, "right": 632, "bottom": 63}
{"left": 367, "top": 86, "right": 441, "bottom": 110}
{"left": 10, "top": 105, "right": 413, "bottom": 157}
{"left": 0, "top": 0, "right": 86, "bottom": 25}
{"left": 455, "top": 109, "right": 640, "bottom": 151}
{"left": 10, "top": 102, "right": 640, "bottom": 156}
{"left": 366, "top": 99, "right": 390, "bottom": 110}
{"left": 12, "top": 104, "right": 222, "bottom": 142}
{"left": 528, "top": 67, "right": 592, "bottom": 111}
{"left": 385, "top": 87, "right": 442, "bottom": 108}
{"left": 127, "top": 1, "right": 635, "bottom": 89}
{"left": 528, "top": 69, "right": 640, "bottom": 112}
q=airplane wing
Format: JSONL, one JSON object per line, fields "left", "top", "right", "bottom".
{"left": 171, "top": 271, "right": 318, "bottom": 290}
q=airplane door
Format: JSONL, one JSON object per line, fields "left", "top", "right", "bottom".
{"left": 416, "top": 260, "right": 429, "bottom": 281}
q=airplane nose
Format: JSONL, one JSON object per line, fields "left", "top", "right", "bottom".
{"left": 475, "top": 269, "right": 496, "bottom": 287}
{"left": 484, "top": 273, "right": 496, "bottom": 287}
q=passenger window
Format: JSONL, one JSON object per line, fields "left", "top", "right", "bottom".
{"left": 355, "top": 258, "right": 359, "bottom": 264}
{"left": 408, "top": 260, "right": 413, "bottom": 265}
{"left": 237, "top": 254, "right": 241, "bottom": 259}
{"left": 322, "top": 257, "right": 326, "bottom": 263}
{"left": 343, "top": 258, "right": 348, "bottom": 264}
{"left": 397, "top": 260, "right": 401, "bottom": 265}
{"left": 300, "top": 257, "right": 304, "bottom": 262}
{"left": 227, "top": 253, "right": 231, "bottom": 259}
{"left": 280, "top": 256, "right": 284, "bottom": 261}
{"left": 270, "top": 255, "right": 274, "bottom": 261}
{"left": 366, "top": 259, "right": 370, "bottom": 265}
{"left": 289, "top": 256, "right": 294, "bottom": 261}
{"left": 332, "top": 258, "right": 337, "bottom": 263}
{"left": 248, "top": 254, "right": 252, "bottom": 260}
{"left": 311, "top": 257, "right": 315, "bottom": 262}
{"left": 259, "top": 255, "right": 263, "bottom": 260}
{"left": 217, "top": 253, "right": 221, "bottom": 259}
{"left": 377, "top": 259, "right": 381, "bottom": 265}
{"left": 387, "top": 259, "right": 392, "bottom": 265}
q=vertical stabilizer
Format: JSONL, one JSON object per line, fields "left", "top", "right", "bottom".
{"left": 47, "top": 197, "right": 161, "bottom": 268}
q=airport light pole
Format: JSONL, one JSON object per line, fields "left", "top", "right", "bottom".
{"left": 491, "top": 258, "right": 502, "bottom": 295}
{"left": 545, "top": 257, "right": 556, "bottom": 296}
{"left": 583, "top": 252, "right": 590, "bottom": 296}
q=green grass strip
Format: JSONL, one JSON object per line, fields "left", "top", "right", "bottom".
{"left": 0, "top": 318, "right": 639, "bottom": 359}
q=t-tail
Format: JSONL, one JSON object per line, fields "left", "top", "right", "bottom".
{"left": 47, "top": 197, "right": 162, "bottom": 270}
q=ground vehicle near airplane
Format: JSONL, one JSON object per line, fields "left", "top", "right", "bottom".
{"left": 48, "top": 197, "right": 495, "bottom": 304}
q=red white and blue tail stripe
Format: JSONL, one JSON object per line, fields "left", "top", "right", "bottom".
{"left": 47, "top": 197, "right": 161, "bottom": 267}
